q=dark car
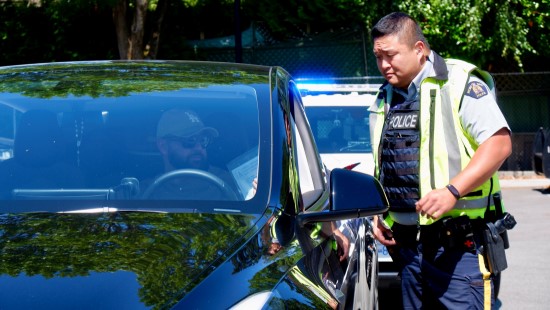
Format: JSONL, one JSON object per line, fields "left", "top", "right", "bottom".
{"left": 0, "top": 61, "right": 389, "bottom": 309}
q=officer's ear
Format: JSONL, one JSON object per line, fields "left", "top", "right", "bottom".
{"left": 414, "top": 41, "right": 426, "bottom": 58}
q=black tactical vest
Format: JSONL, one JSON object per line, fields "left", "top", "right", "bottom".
{"left": 379, "top": 95, "right": 421, "bottom": 212}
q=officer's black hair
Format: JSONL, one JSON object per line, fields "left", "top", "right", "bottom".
{"left": 371, "top": 12, "right": 431, "bottom": 50}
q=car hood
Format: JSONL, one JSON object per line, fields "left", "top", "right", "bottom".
{"left": 0, "top": 211, "right": 258, "bottom": 309}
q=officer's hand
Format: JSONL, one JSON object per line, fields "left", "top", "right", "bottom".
{"left": 372, "top": 215, "right": 396, "bottom": 247}
{"left": 332, "top": 230, "right": 350, "bottom": 262}
{"left": 415, "top": 188, "right": 457, "bottom": 219}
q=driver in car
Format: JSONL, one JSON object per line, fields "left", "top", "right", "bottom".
{"left": 144, "top": 108, "right": 239, "bottom": 200}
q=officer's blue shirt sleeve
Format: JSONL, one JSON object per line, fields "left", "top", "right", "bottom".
{"left": 459, "top": 75, "right": 511, "bottom": 145}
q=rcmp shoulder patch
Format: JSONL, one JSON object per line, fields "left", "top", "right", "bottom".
{"left": 465, "top": 81, "right": 488, "bottom": 99}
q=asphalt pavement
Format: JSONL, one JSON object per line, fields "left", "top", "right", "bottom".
{"left": 496, "top": 176, "right": 550, "bottom": 309}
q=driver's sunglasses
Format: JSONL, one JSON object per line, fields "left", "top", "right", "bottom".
{"left": 169, "top": 135, "right": 211, "bottom": 149}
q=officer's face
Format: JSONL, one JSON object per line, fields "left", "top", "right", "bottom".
{"left": 373, "top": 34, "right": 425, "bottom": 89}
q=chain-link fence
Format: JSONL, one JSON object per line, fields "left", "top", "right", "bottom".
{"left": 191, "top": 29, "right": 372, "bottom": 78}
{"left": 493, "top": 73, "right": 550, "bottom": 171}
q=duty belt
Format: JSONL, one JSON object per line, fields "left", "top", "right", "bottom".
{"left": 419, "top": 216, "right": 486, "bottom": 252}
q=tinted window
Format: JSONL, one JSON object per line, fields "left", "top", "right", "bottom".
{"left": 0, "top": 86, "right": 260, "bottom": 202}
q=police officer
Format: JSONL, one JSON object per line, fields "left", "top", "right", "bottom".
{"left": 369, "top": 12, "right": 512, "bottom": 309}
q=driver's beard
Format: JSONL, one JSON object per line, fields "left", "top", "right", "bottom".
{"left": 168, "top": 152, "right": 209, "bottom": 170}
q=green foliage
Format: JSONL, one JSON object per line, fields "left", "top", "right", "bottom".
{"left": 0, "top": 1, "right": 117, "bottom": 66}
{"left": 0, "top": 0, "right": 548, "bottom": 71}
{"left": 523, "top": 0, "right": 550, "bottom": 68}
{"left": 395, "top": 0, "right": 546, "bottom": 71}
{"left": 242, "top": 0, "right": 372, "bottom": 37}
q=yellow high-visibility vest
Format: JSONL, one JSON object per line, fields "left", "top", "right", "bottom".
{"left": 370, "top": 59, "right": 504, "bottom": 226}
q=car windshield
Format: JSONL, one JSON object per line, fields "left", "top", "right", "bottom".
{"left": 305, "top": 105, "right": 371, "bottom": 154}
{"left": 0, "top": 64, "right": 262, "bottom": 207}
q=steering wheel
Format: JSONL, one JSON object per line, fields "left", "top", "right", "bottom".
{"left": 142, "top": 169, "right": 238, "bottom": 200}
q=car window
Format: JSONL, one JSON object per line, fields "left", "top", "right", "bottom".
{"left": 289, "top": 84, "right": 326, "bottom": 207}
{"left": 0, "top": 85, "right": 261, "bottom": 203}
{"left": 294, "top": 125, "right": 314, "bottom": 193}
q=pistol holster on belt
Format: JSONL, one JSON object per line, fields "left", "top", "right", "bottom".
{"left": 483, "top": 222, "right": 508, "bottom": 274}
{"left": 482, "top": 193, "right": 517, "bottom": 274}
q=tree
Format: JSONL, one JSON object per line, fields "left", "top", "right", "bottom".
{"left": 111, "top": 0, "right": 239, "bottom": 59}
{"left": 395, "top": 0, "right": 549, "bottom": 72}
{"left": 1, "top": 0, "right": 548, "bottom": 70}
{"left": 110, "top": 0, "right": 168, "bottom": 59}
{"left": 242, "top": 0, "right": 381, "bottom": 38}
{"left": 241, "top": 0, "right": 549, "bottom": 72}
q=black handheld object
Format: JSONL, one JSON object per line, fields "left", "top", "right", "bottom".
{"left": 483, "top": 193, "right": 517, "bottom": 274}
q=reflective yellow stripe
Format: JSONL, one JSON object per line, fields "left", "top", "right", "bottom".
{"left": 371, "top": 95, "right": 386, "bottom": 179}
{"left": 383, "top": 214, "right": 395, "bottom": 228}
{"left": 421, "top": 209, "right": 487, "bottom": 225}
{"left": 478, "top": 253, "right": 492, "bottom": 309}
{"left": 454, "top": 199, "right": 490, "bottom": 209}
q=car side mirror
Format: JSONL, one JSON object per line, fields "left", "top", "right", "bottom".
{"left": 297, "top": 168, "right": 389, "bottom": 227}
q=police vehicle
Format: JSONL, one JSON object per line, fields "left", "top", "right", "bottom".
{"left": 299, "top": 81, "right": 401, "bottom": 289}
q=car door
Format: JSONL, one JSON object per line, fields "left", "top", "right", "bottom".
{"left": 287, "top": 81, "right": 378, "bottom": 309}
